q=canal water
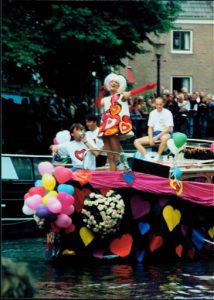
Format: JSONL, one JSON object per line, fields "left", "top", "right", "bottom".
{"left": 2, "top": 237, "right": 214, "bottom": 299}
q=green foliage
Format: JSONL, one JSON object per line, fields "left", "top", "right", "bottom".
{"left": 2, "top": 0, "right": 185, "bottom": 97}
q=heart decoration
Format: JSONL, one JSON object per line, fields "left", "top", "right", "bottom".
{"left": 73, "top": 188, "right": 91, "bottom": 212}
{"left": 73, "top": 170, "right": 92, "bottom": 186}
{"left": 131, "top": 195, "right": 151, "bottom": 220}
{"left": 188, "top": 248, "right": 195, "bottom": 259}
{"left": 163, "top": 205, "right": 181, "bottom": 232}
{"left": 54, "top": 166, "right": 73, "bottom": 184}
{"left": 169, "top": 180, "right": 183, "bottom": 196}
{"left": 110, "top": 103, "right": 121, "bottom": 115}
{"left": 208, "top": 227, "right": 214, "bottom": 239}
{"left": 149, "top": 235, "right": 163, "bottom": 252}
{"left": 192, "top": 229, "right": 205, "bottom": 251}
{"left": 109, "top": 233, "right": 133, "bottom": 257}
{"left": 102, "top": 114, "right": 120, "bottom": 130}
{"left": 75, "top": 149, "right": 86, "bottom": 161}
{"left": 62, "top": 249, "right": 75, "bottom": 255}
{"left": 104, "top": 127, "right": 119, "bottom": 136}
{"left": 175, "top": 244, "right": 183, "bottom": 257}
{"left": 135, "top": 250, "right": 145, "bottom": 262}
{"left": 100, "top": 188, "right": 110, "bottom": 196}
{"left": 119, "top": 121, "right": 132, "bottom": 134}
{"left": 79, "top": 226, "right": 95, "bottom": 247}
{"left": 122, "top": 172, "right": 134, "bottom": 185}
{"left": 93, "top": 248, "right": 104, "bottom": 259}
{"left": 138, "top": 222, "right": 151, "bottom": 235}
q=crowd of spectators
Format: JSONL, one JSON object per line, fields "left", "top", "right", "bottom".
{"left": 2, "top": 88, "right": 214, "bottom": 155}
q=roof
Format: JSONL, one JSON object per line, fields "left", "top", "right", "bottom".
{"left": 179, "top": 0, "right": 214, "bottom": 19}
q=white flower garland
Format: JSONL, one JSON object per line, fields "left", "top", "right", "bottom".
{"left": 81, "top": 190, "right": 125, "bottom": 237}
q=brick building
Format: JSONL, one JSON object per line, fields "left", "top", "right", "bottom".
{"left": 119, "top": 0, "right": 214, "bottom": 95}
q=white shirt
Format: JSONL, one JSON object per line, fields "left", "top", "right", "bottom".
{"left": 56, "top": 139, "right": 97, "bottom": 170}
{"left": 148, "top": 108, "right": 174, "bottom": 132}
{"left": 85, "top": 128, "right": 104, "bottom": 149}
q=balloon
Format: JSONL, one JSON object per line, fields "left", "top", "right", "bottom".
{"left": 22, "top": 204, "right": 35, "bottom": 215}
{"left": 56, "top": 130, "right": 71, "bottom": 144}
{"left": 36, "top": 204, "right": 50, "bottom": 219}
{"left": 57, "top": 184, "right": 75, "bottom": 195}
{"left": 25, "top": 195, "right": 42, "bottom": 210}
{"left": 46, "top": 213, "right": 58, "bottom": 222}
{"left": 57, "top": 192, "right": 74, "bottom": 207}
{"left": 172, "top": 132, "right": 187, "bottom": 148}
{"left": 54, "top": 166, "right": 73, "bottom": 184}
{"left": 47, "top": 197, "right": 62, "bottom": 214}
{"left": 29, "top": 186, "right": 46, "bottom": 197}
{"left": 61, "top": 204, "right": 75, "bottom": 215}
{"left": 167, "top": 139, "right": 180, "bottom": 155}
{"left": 38, "top": 161, "right": 55, "bottom": 176}
{"left": 42, "top": 173, "right": 56, "bottom": 191}
{"left": 24, "top": 193, "right": 30, "bottom": 200}
{"left": 53, "top": 137, "right": 58, "bottom": 145}
{"left": 55, "top": 214, "right": 72, "bottom": 228}
{"left": 35, "top": 180, "right": 43, "bottom": 187}
{"left": 210, "top": 142, "right": 214, "bottom": 153}
{"left": 172, "top": 167, "right": 183, "bottom": 179}
{"left": 42, "top": 191, "right": 58, "bottom": 205}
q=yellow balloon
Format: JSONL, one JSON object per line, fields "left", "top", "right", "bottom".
{"left": 47, "top": 191, "right": 58, "bottom": 198}
{"left": 42, "top": 173, "right": 56, "bottom": 191}
{"left": 42, "top": 195, "right": 48, "bottom": 205}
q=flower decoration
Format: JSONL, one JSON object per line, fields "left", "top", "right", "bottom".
{"left": 81, "top": 190, "right": 125, "bottom": 237}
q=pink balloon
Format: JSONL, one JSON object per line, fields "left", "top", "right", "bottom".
{"left": 47, "top": 197, "right": 62, "bottom": 214}
{"left": 57, "top": 192, "right": 74, "bottom": 207}
{"left": 55, "top": 214, "right": 72, "bottom": 228}
{"left": 61, "top": 204, "right": 75, "bottom": 215}
{"left": 38, "top": 161, "right": 55, "bottom": 176}
{"left": 28, "top": 186, "right": 46, "bottom": 197}
{"left": 24, "top": 193, "right": 30, "bottom": 200}
{"left": 210, "top": 142, "right": 214, "bottom": 153}
{"left": 25, "top": 194, "right": 42, "bottom": 210}
{"left": 53, "top": 137, "right": 58, "bottom": 145}
{"left": 54, "top": 166, "right": 73, "bottom": 184}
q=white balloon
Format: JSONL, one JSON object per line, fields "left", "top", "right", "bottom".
{"left": 167, "top": 139, "right": 179, "bottom": 155}
{"left": 56, "top": 130, "right": 71, "bottom": 144}
{"left": 22, "top": 204, "right": 35, "bottom": 215}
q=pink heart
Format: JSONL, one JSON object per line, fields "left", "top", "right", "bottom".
{"left": 131, "top": 194, "right": 151, "bottom": 220}
{"left": 54, "top": 166, "right": 73, "bottom": 184}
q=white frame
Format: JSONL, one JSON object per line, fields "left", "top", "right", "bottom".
{"left": 171, "top": 30, "right": 193, "bottom": 54}
{"left": 170, "top": 76, "right": 192, "bottom": 94}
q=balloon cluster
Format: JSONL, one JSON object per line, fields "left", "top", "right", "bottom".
{"left": 22, "top": 161, "right": 75, "bottom": 229}
{"left": 167, "top": 132, "right": 187, "bottom": 156}
{"left": 53, "top": 130, "right": 71, "bottom": 145}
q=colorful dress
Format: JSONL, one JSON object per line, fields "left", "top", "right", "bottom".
{"left": 98, "top": 94, "right": 134, "bottom": 140}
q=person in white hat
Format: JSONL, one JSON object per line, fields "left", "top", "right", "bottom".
{"left": 95, "top": 73, "right": 156, "bottom": 170}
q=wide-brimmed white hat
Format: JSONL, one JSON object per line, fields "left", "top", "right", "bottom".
{"left": 104, "top": 73, "right": 127, "bottom": 93}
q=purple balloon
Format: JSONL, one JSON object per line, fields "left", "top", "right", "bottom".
{"left": 36, "top": 204, "right": 50, "bottom": 219}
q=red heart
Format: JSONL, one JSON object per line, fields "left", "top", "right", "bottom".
{"left": 100, "top": 188, "right": 110, "bottom": 196}
{"left": 109, "top": 234, "right": 133, "bottom": 257}
{"left": 102, "top": 113, "right": 120, "bottom": 129}
{"left": 175, "top": 244, "right": 183, "bottom": 257}
{"left": 74, "top": 188, "right": 91, "bottom": 212}
{"left": 122, "top": 115, "right": 131, "bottom": 123}
{"left": 75, "top": 149, "right": 86, "bottom": 161}
{"left": 54, "top": 166, "right": 73, "bottom": 184}
{"left": 119, "top": 121, "right": 132, "bottom": 134}
{"left": 29, "top": 186, "right": 46, "bottom": 197}
{"left": 188, "top": 248, "right": 195, "bottom": 259}
{"left": 149, "top": 235, "right": 163, "bottom": 252}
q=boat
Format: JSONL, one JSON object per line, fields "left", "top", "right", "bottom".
{"left": 1, "top": 138, "right": 214, "bottom": 263}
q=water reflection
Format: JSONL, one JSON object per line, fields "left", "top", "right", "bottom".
{"left": 2, "top": 238, "right": 214, "bottom": 299}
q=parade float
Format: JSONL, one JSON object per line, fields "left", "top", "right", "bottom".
{"left": 20, "top": 132, "right": 214, "bottom": 264}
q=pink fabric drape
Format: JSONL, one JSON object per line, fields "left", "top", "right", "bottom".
{"left": 88, "top": 171, "right": 214, "bottom": 206}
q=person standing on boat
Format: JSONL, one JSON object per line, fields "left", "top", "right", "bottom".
{"left": 50, "top": 123, "right": 99, "bottom": 170}
{"left": 133, "top": 97, "right": 174, "bottom": 161}
{"left": 85, "top": 114, "right": 104, "bottom": 150}
{"left": 95, "top": 73, "right": 156, "bottom": 170}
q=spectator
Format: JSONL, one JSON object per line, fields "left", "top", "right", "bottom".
{"left": 198, "top": 96, "right": 208, "bottom": 138}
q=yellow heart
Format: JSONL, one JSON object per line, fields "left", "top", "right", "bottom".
{"left": 169, "top": 179, "right": 183, "bottom": 196}
{"left": 163, "top": 205, "right": 181, "bottom": 232}
{"left": 80, "top": 227, "right": 94, "bottom": 246}
{"left": 208, "top": 227, "right": 214, "bottom": 239}
{"left": 62, "top": 249, "right": 75, "bottom": 255}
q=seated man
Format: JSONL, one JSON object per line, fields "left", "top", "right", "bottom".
{"left": 133, "top": 97, "right": 173, "bottom": 161}
{"left": 50, "top": 123, "right": 99, "bottom": 170}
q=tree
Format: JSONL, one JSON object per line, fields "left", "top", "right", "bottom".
{"left": 2, "top": 0, "right": 185, "bottom": 98}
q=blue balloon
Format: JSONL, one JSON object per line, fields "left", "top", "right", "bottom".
{"left": 35, "top": 180, "right": 43, "bottom": 187}
{"left": 172, "top": 167, "right": 183, "bottom": 179}
{"left": 36, "top": 204, "right": 50, "bottom": 219}
{"left": 57, "top": 184, "right": 75, "bottom": 195}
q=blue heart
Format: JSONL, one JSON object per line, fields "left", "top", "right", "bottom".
{"left": 122, "top": 172, "right": 134, "bottom": 185}
{"left": 192, "top": 229, "right": 205, "bottom": 252}
{"left": 138, "top": 222, "right": 151, "bottom": 235}
{"left": 135, "top": 250, "right": 145, "bottom": 262}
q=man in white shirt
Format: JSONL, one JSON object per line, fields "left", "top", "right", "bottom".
{"left": 134, "top": 97, "right": 174, "bottom": 161}
{"left": 50, "top": 123, "right": 99, "bottom": 170}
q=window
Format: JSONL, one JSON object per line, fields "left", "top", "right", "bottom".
{"left": 172, "top": 30, "right": 192, "bottom": 53}
{"left": 171, "top": 76, "right": 192, "bottom": 94}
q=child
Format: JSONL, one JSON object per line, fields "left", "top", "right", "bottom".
{"left": 95, "top": 73, "right": 156, "bottom": 170}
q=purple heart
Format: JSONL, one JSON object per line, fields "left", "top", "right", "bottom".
{"left": 135, "top": 250, "right": 145, "bottom": 262}
{"left": 122, "top": 172, "right": 134, "bottom": 185}
{"left": 131, "top": 194, "right": 151, "bottom": 220}
{"left": 93, "top": 248, "right": 104, "bottom": 259}
{"left": 138, "top": 222, "right": 150, "bottom": 235}
{"left": 180, "top": 225, "right": 188, "bottom": 236}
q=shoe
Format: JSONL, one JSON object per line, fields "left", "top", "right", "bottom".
{"left": 144, "top": 153, "right": 160, "bottom": 162}
{"left": 133, "top": 151, "right": 145, "bottom": 160}
{"left": 116, "top": 160, "right": 131, "bottom": 171}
